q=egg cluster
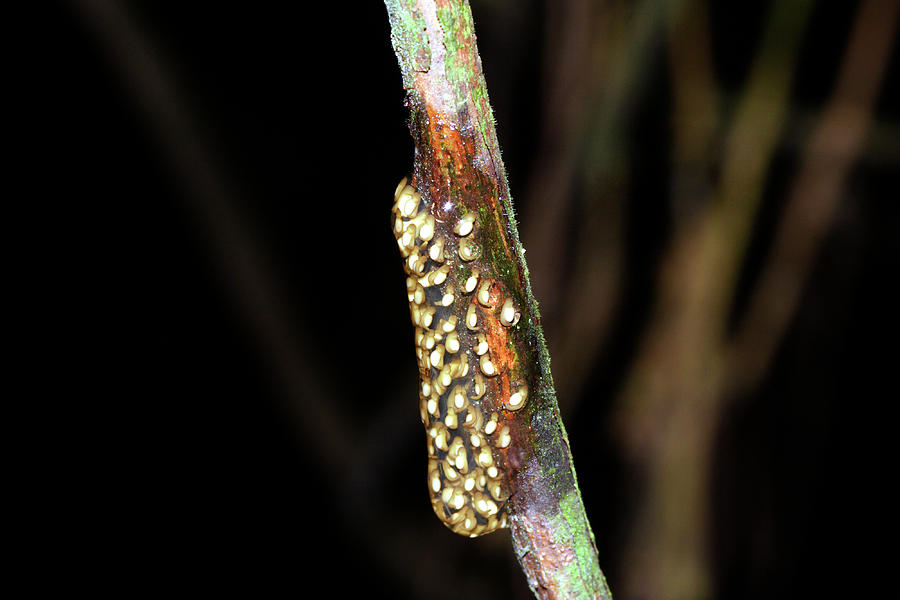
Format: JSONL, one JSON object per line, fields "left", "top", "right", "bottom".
{"left": 392, "top": 177, "right": 528, "bottom": 537}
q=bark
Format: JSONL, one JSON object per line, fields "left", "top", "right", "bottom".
{"left": 384, "top": 1, "right": 613, "bottom": 598}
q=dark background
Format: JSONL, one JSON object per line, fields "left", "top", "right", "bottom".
{"left": 38, "top": 1, "right": 897, "bottom": 597}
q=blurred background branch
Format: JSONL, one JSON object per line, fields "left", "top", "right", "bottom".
{"left": 615, "top": 2, "right": 815, "bottom": 597}
{"left": 727, "top": 0, "right": 899, "bottom": 393}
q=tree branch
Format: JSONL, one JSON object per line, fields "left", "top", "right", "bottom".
{"left": 727, "top": 0, "right": 899, "bottom": 392}
{"left": 384, "top": 1, "right": 612, "bottom": 598}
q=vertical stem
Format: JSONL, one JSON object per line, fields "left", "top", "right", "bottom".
{"left": 728, "top": 0, "right": 899, "bottom": 391}
{"left": 384, "top": 1, "right": 612, "bottom": 598}
{"left": 616, "top": 1, "right": 814, "bottom": 598}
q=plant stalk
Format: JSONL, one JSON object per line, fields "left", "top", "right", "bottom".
{"left": 384, "top": 1, "right": 612, "bottom": 598}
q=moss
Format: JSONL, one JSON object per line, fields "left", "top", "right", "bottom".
{"left": 455, "top": 261, "right": 472, "bottom": 285}
{"left": 385, "top": 2, "right": 430, "bottom": 85}
{"left": 435, "top": 3, "right": 471, "bottom": 95}
{"left": 557, "top": 489, "right": 609, "bottom": 598}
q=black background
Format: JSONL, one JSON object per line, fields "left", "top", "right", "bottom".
{"left": 32, "top": 1, "right": 898, "bottom": 597}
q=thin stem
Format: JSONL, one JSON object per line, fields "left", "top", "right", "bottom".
{"left": 727, "top": 0, "right": 899, "bottom": 392}
{"left": 615, "top": 1, "right": 815, "bottom": 598}
{"left": 384, "top": 1, "right": 612, "bottom": 598}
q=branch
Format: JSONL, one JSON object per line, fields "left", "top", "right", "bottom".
{"left": 614, "top": 1, "right": 814, "bottom": 598}
{"left": 727, "top": 0, "right": 899, "bottom": 392}
{"left": 384, "top": 1, "right": 612, "bottom": 598}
